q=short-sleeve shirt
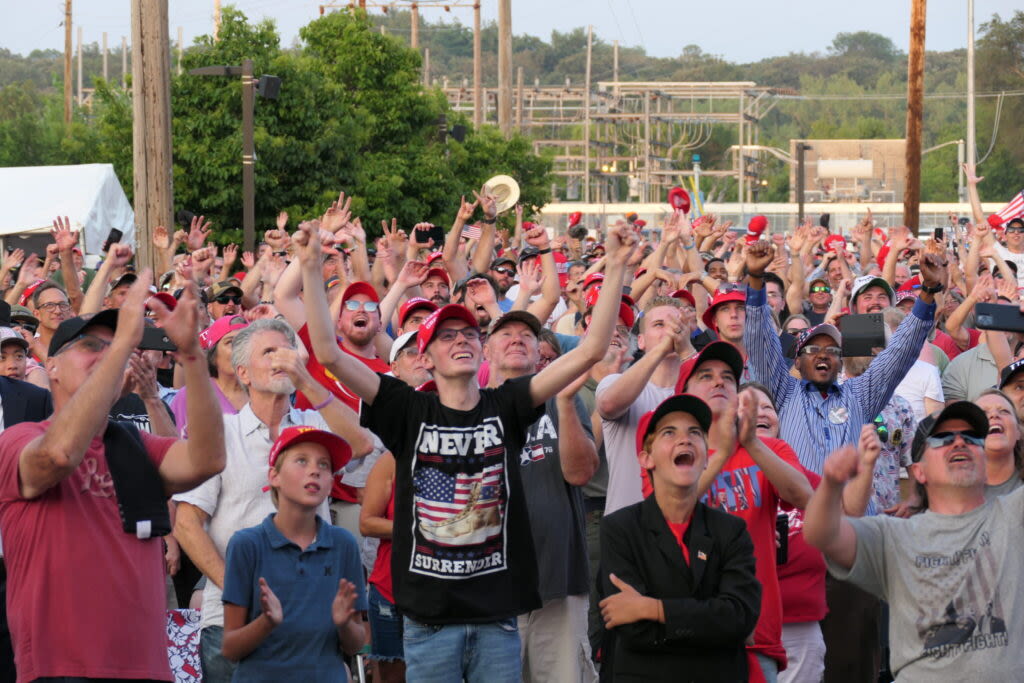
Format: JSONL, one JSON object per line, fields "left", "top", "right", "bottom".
{"left": 829, "top": 489, "right": 1024, "bottom": 679}
{"left": 361, "top": 373, "right": 543, "bottom": 624}
{"left": 0, "top": 420, "right": 176, "bottom": 682}
{"left": 222, "top": 514, "right": 367, "bottom": 681}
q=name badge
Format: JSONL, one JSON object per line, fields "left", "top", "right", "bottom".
{"left": 828, "top": 406, "right": 849, "bottom": 425}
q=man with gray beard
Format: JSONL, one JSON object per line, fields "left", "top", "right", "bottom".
{"left": 172, "top": 318, "right": 375, "bottom": 682}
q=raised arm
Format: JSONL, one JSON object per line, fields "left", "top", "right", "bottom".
{"left": 524, "top": 226, "right": 562, "bottom": 324}
{"left": 443, "top": 196, "right": 478, "bottom": 282}
{"left": 963, "top": 163, "right": 985, "bottom": 225}
{"left": 79, "top": 243, "right": 133, "bottom": 315}
{"left": 596, "top": 314, "right": 683, "bottom": 420}
{"left": 743, "top": 242, "right": 798, "bottom": 405}
{"left": 736, "top": 391, "right": 812, "bottom": 509}
{"left": 803, "top": 445, "right": 862, "bottom": 570}
{"left": 840, "top": 425, "right": 882, "bottom": 517}
{"left": 555, "top": 378, "right": 599, "bottom": 486}
{"left": 470, "top": 188, "right": 499, "bottom": 275}
{"left": 51, "top": 217, "right": 84, "bottom": 312}
{"left": 945, "top": 274, "right": 992, "bottom": 349}
{"left": 271, "top": 247, "right": 308, "bottom": 331}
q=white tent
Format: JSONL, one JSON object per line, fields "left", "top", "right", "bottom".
{"left": 0, "top": 163, "right": 135, "bottom": 255}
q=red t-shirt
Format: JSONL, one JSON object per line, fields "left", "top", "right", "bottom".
{"left": 777, "top": 470, "right": 828, "bottom": 623}
{"left": 296, "top": 324, "right": 390, "bottom": 501}
{"left": 701, "top": 437, "right": 797, "bottom": 671}
{"left": 368, "top": 484, "right": 396, "bottom": 603}
{"left": 665, "top": 518, "right": 691, "bottom": 565}
{"left": 0, "top": 420, "right": 177, "bottom": 682}
{"left": 932, "top": 328, "right": 980, "bottom": 361}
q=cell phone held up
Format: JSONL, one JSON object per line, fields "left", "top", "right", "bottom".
{"left": 101, "top": 228, "right": 124, "bottom": 254}
{"left": 138, "top": 327, "right": 177, "bottom": 352}
{"left": 975, "top": 302, "right": 1024, "bottom": 334}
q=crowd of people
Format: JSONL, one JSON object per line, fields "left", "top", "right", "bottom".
{"left": 0, "top": 163, "right": 1022, "bottom": 682}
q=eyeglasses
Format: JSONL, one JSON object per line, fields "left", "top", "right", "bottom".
{"left": 537, "top": 355, "right": 557, "bottom": 367}
{"left": 396, "top": 347, "right": 420, "bottom": 360}
{"left": 799, "top": 345, "right": 841, "bottom": 357}
{"left": 344, "top": 300, "right": 379, "bottom": 312}
{"left": 615, "top": 325, "right": 631, "bottom": 337}
{"left": 435, "top": 327, "right": 481, "bottom": 343}
{"left": 59, "top": 334, "right": 111, "bottom": 355}
{"left": 925, "top": 430, "right": 985, "bottom": 449}
{"left": 492, "top": 267, "right": 515, "bottom": 276}
{"left": 1006, "top": 227, "right": 1024, "bottom": 234}
{"left": 12, "top": 322, "right": 36, "bottom": 335}
{"left": 873, "top": 415, "right": 889, "bottom": 443}
{"left": 215, "top": 295, "right": 242, "bottom": 305}
{"left": 37, "top": 301, "right": 71, "bottom": 313}
{"left": 810, "top": 286, "right": 831, "bottom": 294}
{"left": 785, "top": 327, "right": 808, "bottom": 336}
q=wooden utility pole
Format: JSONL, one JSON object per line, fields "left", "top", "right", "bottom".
{"left": 64, "top": 0, "right": 72, "bottom": 127}
{"left": 516, "top": 65, "right": 524, "bottom": 131}
{"left": 177, "top": 26, "right": 184, "bottom": 75}
{"left": 613, "top": 39, "right": 619, "bottom": 97}
{"left": 410, "top": 2, "right": 419, "bottom": 48}
{"left": 242, "top": 60, "right": 256, "bottom": 253}
{"left": 497, "top": 0, "right": 512, "bottom": 135}
{"left": 130, "top": 0, "right": 174, "bottom": 270}
{"left": 76, "top": 26, "right": 83, "bottom": 106}
{"left": 102, "top": 32, "right": 109, "bottom": 81}
{"left": 583, "top": 25, "right": 592, "bottom": 203}
{"left": 904, "top": 0, "right": 927, "bottom": 233}
{"left": 121, "top": 36, "right": 128, "bottom": 88}
{"left": 472, "top": 3, "right": 482, "bottom": 127}
{"left": 213, "top": 0, "right": 221, "bottom": 40}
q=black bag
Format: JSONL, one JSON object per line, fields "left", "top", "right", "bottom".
{"left": 102, "top": 421, "right": 171, "bottom": 539}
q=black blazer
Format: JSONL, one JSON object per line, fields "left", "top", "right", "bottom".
{"left": 0, "top": 376, "right": 53, "bottom": 428}
{"left": 600, "top": 496, "right": 761, "bottom": 683}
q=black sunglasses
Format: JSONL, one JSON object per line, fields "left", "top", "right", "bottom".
{"left": 215, "top": 295, "right": 242, "bottom": 305}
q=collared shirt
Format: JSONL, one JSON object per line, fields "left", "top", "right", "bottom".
{"left": 173, "top": 403, "right": 330, "bottom": 630}
{"left": 940, "top": 342, "right": 998, "bottom": 403}
{"left": 744, "top": 286, "right": 933, "bottom": 482}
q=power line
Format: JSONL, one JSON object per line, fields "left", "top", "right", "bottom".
{"left": 776, "top": 90, "right": 1024, "bottom": 101}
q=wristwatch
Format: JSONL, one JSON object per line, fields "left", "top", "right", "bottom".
{"left": 920, "top": 282, "right": 944, "bottom": 295}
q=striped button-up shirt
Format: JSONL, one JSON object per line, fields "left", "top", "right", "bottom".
{"left": 744, "top": 285, "right": 934, "bottom": 478}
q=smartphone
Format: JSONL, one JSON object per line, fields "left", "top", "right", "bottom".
{"left": 416, "top": 224, "right": 445, "bottom": 247}
{"left": 975, "top": 303, "right": 1024, "bottom": 334}
{"left": 776, "top": 513, "right": 789, "bottom": 565}
{"left": 819, "top": 213, "right": 830, "bottom": 230}
{"left": 934, "top": 227, "right": 944, "bottom": 241}
{"left": 138, "top": 326, "right": 177, "bottom": 352}
{"left": 101, "top": 228, "right": 123, "bottom": 254}
{"left": 840, "top": 313, "right": 887, "bottom": 357}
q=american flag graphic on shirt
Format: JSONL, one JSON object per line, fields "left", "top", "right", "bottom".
{"left": 414, "top": 466, "right": 502, "bottom": 525}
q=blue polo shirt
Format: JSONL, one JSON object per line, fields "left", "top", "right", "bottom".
{"left": 222, "top": 514, "right": 368, "bottom": 682}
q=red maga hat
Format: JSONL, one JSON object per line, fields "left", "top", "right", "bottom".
{"left": 823, "top": 234, "right": 847, "bottom": 253}
{"left": 268, "top": 426, "right": 353, "bottom": 474}
{"left": 668, "top": 186, "right": 691, "bottom": 213}
{"left": 701, "top": 288, "right": 746, "bottom": 331}
{"left": 398, "top": 297, "right": 439, "bottom": 326}
{"left": 416, "top": 304, "right": 479, "bottom": 354}
{"left": 675, "top": 340, "right": 745, "bottom": 394}
{"left": 342, "top": 281, "right": 379, "bottom": 303}
{"left": 567, "top": 211, "right": 583, "bottom": 228}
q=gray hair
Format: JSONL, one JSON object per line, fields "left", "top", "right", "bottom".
{"left": 231, "top": 318, "right": 297, "bottom": 374}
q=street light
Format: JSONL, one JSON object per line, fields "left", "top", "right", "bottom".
{"left": 189, "top": 60, "right": 281, "bottom": 251}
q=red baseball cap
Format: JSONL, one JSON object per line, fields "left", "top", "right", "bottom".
{"left": 675, "top": 340, "right": 745, "bottom": 394}
{"left": 554, "top": 251, "right": 569, "bottom": 288}
{"left": 425, "top": 268, "right": 451, "bottom": 286}
{"left": 744, "top": 215, "right": 768, "bottom": 245}
{"left": 670, "top": 288, "right": 696, "bottom": 308}
{"left": 667, "top": 186, "right": 691, "bottom": 213}
{"left": 584, "top": 286, "right": 635, "bottom": 328}
{"left": 268, "top": 426, "right": 353, "bottom": 474}
{"left": 567, "top": 211, "right": 583, "bottom": 228}
{"left": 399, "top": 297, "right": 438, "bottom": 327}
{"left": 701, "top": 288, "right": 746, "bottom": 331}
{"left": 988, "top": 214, "right": 1004, "bottom": 229}
{"left": 149, "top": 291, "right": 178, "bottom": 312}
{"left": 823, "top": 234, "right": 847, "bottom": 252}
{"left": 582, "top": 273, "right": 604, "bottom": 290}
{"left": 426, "top": 251, "right": 445, "bottom": 265}
{"left": 199, "top": 315, "right": 249, "bottom": 350}
{"left": 417, "top": 303, "right": 479, "bottom": 353}
{"left": 342, "top": 281, "right": 379, "bottom": 303}
{"left": 19, "top": 280, "right": 47, "bottom": 307}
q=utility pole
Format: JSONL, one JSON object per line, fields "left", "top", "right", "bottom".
{"left": 242, "top": 59, "right": 256, "bottom": 252}
{"left": 177, "top": 26, "right": 184, "bottom": 75}
{"left": 121, "top": 36, "right": 128, "bottom": 88}
{"left": 796, "top": 142, "right": 811, "bottom": 224}
{"left": 76, "top": 26, "right": 83, "bottom": 106}
{"left": 131, "top": 0, "right": 174, "bottom": 270}
{"left": 472, "top": 3, "right": 482, "bottom": 127}
{"left": 516, "top": 65, "right": 524, "bottom": 131}
{"left": 904, "top": 0, "right": 927, "bottom": 234}
{"left": 613, "top": 40, "right": 619, "bottom": 97}
{"left": 583, "top": 24, "right": 592, "bottom": 203}
{"left": 497, "top": 0, "right": 512, "bottom": 135}
{"left": 64, "top": 0, "right": 72, "bottom": 128}
{"left": 103, "top": 32, "right": 109, "bottom": 81}
{"left": 213, "top": 0, "right": 221, "bottom": 40}
{"left": 410, "top": 2, "right": 419, "bottom": 48}
{"left": 423, "top": 47, "right": 430, "bottom": 87}
{"left": 966, "top": 0, "right": 976, "bottom": 190}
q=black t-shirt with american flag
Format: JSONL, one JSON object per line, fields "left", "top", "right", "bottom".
{"left": 361, "top": 373, "right": 544, "bottom": 624}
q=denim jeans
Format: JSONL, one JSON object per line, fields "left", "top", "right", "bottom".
{"left": 199, "top": 626, "right": 237, "bottom": 683}
{"left": 403, "top": 617, "right": 521, "bottom": 683}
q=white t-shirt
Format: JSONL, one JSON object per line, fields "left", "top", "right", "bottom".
{"left": 596, "top": 375, "right": 674, "bottom": 515}
{"left": 893, "top": 359, "right": 945, "bottom": 421}
{"left": 992, "top": 242, "right": 1024, "bottom": 288}
{"left": 502, "top": 285, "right": 569, "bottom": 328}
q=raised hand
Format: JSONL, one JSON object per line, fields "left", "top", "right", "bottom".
{"left": 190, "top": 246, "right": 215, "bottom": 275}
{"left": 153, "top": 226, "right": 172, "bottom": 251}
{"left": 409, "top": 223, "right": 435, "bottom": 250}
{"left": 456, "top": 195, "right": 479, "bottom": 223}
{"left": 126, "top": 353, "right": 159, "bottom": 400}
{"left": 276, "top": 211, "right": 289, "bottom": 232}
{"left": 918, "top": 252, "right": 948, "bottom": 290}
{"left": 108, "top": 243, "right": 135, "bottom": 269}
{"left": 186, "top": 215, "right": 212, "bottom": 252}
{"left": 270, "top": 347, "right": 314, "bottom": 391}
{"left": 822, "top": 445, "right": 861, "bottom": 487}
{"left": 321, "top": 191, "right": 352, "bottom": 234}
{"left": 396, "top": 260, "right": 430, "bottom": 288}
{"left": 517, "top": 258, "right": 543, "bottom": 296}
{"left": 332, "top": 579, "right": 358, "bottom": 627}
{"left": 259, "top": 578, "right": 283, "bottom": 627}
{"left": 604, "top": 222, "right": 639, "bottom": 266}
{"left": 962, "top": 162, "right": 984, "bottom": 186}
{"left": 3, "top": 248, "right": 24, "bottom": 270}
{"left": 149, "top": 282, "right": 202, "bottom": 355}
{"left": 858, "top": 423, "right": 881, "bottom": 470}
{"left": 472, "top": 186, "right": 498, "bottom": 219}
{"left": 523, "top": 224, "right": 551, "bottom": 250}
{"left": 736, "top": 387, "right": 760, "bottom": 447}
{"left": 292, "top": 220, "right": 322, "bottom": 265}
{"left": 222, "top": 243, "right": 239, "bottom": 266}
{"left": 51, "top": 216, "right": 80, "bottom": 253}
{"left": 114, "top": 270, "right": 154, "bottom": 351}
{"left": 466, "top": 278, "right": 497, "bottom": 306}
{"left": 240, "top": 251, "right": 256, "bottom": 270}
{"left": 264, "top": 228, "right": 291, "bottom": 251}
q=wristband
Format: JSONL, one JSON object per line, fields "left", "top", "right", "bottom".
{"left": 537, "top": 248, "right": 552, "bottom": 255}
{"left": 311, "top": 394, "right": 335, "bottom": 411}
{"left": 682, "top": 241, "right": 695, "bottom": 250}
{"left": 481, "top": 216, "right": 497, "bottom": 225}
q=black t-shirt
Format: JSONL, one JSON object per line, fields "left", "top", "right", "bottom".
{"left": 801, "top": 301, "right": 827, "bottom": 326}
{"left": 362, "top": 373, "right": 544, "bottom": 624}
{"left": 519, "top": 396, "right": 591, "bottom": 601}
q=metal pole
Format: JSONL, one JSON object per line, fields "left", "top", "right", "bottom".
{"left": 796, "top": 143, "right": 808, "bottom": 225}
{"left": 423, "top": 47, "right": 430, "bottom": 87}
{"left": 516, "top": 66, "right": 524, "bottom": 132}
{"left": 737, "top": 90, "right": 745, "bottom": 216}
{"left": 958, "top": 139, "right": 966, "bottom": 203}
{"left": 77, "top": 26, "right": 83, "bottom": 106}
{"left": 242, "top": 59, "right": 256, "bottom": 252}
{"left": 121, "top": 36, "right": 127, "bottom": 89}
{"left": 177, "top": 26, "right": 183, "bottom": 76}
{"left": 410, "top": 2, "right": 419, "bottom": 48}
{"left": 64, "top": 0, "right": 72, "bottom": 127}
{"left": 613, "top": 40, "right": 619, "bottom": 98}
{"left": 643, "top": 94, "right": 651, "bottom": 204}
{"left": 472, "top": 3, "right": 481, "bottom": 127}
{"left": 213, "top": 0, "right": 221, "bottom": 40}
{"left": 497, "top": 0, "right": 512, "bottom": 135}
{"left": 103, "top": 32, "right": 109, "bottom": 81}
{"left": 583, "top": 25, "right": 592, "bottom": 202}
{"left": 966, "top": 0, "right": 976, "bottom": 171}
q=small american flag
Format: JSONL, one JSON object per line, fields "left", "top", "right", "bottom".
{"left": 462, "top": 224, "right": 482, "bottom": 240}
{"left": 994, "top": 190, "right": 1024, "bottom": 224}
{"left": 414, "top": 465, "right": 502, "bottom": 524}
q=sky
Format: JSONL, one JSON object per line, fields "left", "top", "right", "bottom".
{"left": 2, "top": 0, "right": 1020, "bottom": 64}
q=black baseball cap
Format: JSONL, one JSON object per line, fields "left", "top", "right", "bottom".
{"left": 635, "top": 394, "right": 713, "bottom": 456}
{"left": 490, "top": 257, "right": 516, "bottom": 270}
{"left": 1000, "top": 358, "right": 1024, "bottom": 389}
{"left": 488, "top": 310, "right": 542, "bottom": 337}
{"left": 910, "top": 401, "right": 989, "bottom": 463}
{"left": 48, "top": 309, "right": 120, "bottom": 357}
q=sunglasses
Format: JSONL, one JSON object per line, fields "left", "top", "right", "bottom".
{"left": 799, "top": 345, "right": 841, "bottom": 357}
{"left": 873, "top": 415, "right": 889, "bottom": 443}
{"left": 492, "top": 266, "right": 515, "bottom": 276}
{"left": 1005, "top": 227, "right": 1024, "bottom": 234}
{"left": 215, "top": 295, "right": 242, "bottom": 305}
{"left": 925, "top": 430, "right": 985, "bottom": 449}
{"left": 344, "top": 300, "right": 379, "bottom": 312}
{"left": 810, "top": 286, "right": 831, "bottom": 294}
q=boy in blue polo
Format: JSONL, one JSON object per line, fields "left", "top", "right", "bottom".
{"left": 221, "top": 426, "right": 367, "bottom": 682}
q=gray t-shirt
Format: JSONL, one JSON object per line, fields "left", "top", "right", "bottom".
{"left": 984, "top": 474, "right": 1023, "bottom": 502}
{"left": 519, "top": 396, "right": 592, "bottom": 601}
{"left": 828, "top": 488, "right": 1024, "bottom": 680}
